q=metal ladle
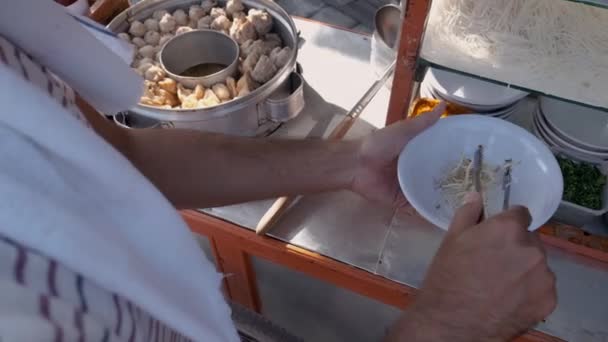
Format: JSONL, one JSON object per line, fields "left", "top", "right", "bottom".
{"left": 371, "top": 4, "right": 402, "bottom": 88}
{"left": 374, "top": 3, "right": 402, "bottom": 49}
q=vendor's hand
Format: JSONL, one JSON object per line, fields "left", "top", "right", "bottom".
{"left": 387, "top": 193, "right": 557, "bottom": 342}
{"left": 351, "top": 102, "right": 445, "bottom": 207}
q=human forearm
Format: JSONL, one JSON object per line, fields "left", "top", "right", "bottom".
{"left": 124, "top": 129, "right": 360, "bottom": 209}
{"left": 78, "top": 96, "right": 444, "bottom": 211}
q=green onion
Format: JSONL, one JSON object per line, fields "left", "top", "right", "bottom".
{"left": 557, "top": 156, "right": 606, "bottom": 210}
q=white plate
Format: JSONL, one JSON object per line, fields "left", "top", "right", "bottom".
{"left": 540, "top": 97, "right": 608, "bottom": 151}
{"left": 436, "top": 92, "right": 512, "bottom": 112}
{"left": 398, "top": 115, "right": 563, "bottom": 231}
{"left": 487, "top": 103, "right": 518, "bottom": 118}
{"left": 536, "top": 109, "right": 608, "bottom": 159}
{"left": 422, "top": 78, "right": 519, "bottom": 118}
{"left": 532, "top": 110, "right": 557, "bottom": 147}
{"left": 424, "top": 80, "right": 521, "bottom": 114}
{"left": 537, "top": 105, "right": 604, "bottom": 152}
{"left": 426, "top": 68, "right": 529, "bottom": 108}
{"left": 419, "top": 81, "right": 436, "bottom": 98}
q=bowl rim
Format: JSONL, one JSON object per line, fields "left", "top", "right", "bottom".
{"left": 397, "top": 114, "right": 564, "bottom": 231}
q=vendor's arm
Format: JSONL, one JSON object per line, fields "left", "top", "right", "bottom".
{"left": 78, "top": 98, "right": 444, "bottom": 209}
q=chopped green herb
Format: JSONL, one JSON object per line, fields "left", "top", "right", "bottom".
{"left": 557, "top": 156, "right": 606, "bottom": 210}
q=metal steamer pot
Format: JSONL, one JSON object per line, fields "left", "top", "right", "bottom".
{"left": 108, "top": 0, "right": 305, "bottom": 136}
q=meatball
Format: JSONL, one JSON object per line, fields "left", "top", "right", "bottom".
{"left": 152, "top": 10, "right": 169, "bottom": 20}
{"left": 197, "top": 16, "right": 213, "bottom": 29}
{"left": 173, "top": 9, "right": 189, "bottom": 26}
{"left": 159, "top": 13, "right": 177, "bottom": 33}
{"left": 138, "top": 45, "right": 157, "bottom": 59}
{"left": 230, "top": 17, "right": 257, "bottom": 44}
{"left": 270, "top": 46, "right": 291, "bottom": 69}
{"left": 201, "top": 0, "right": 217, "bottom": 13}
{"left": 248, "top": 9, "right": 273, "bottom": 35}
{"left": 189, "top": 5, "right": 206, "bottom": 21}
{"left": 144, "top": 31, "right": 161, "bottom": 46}
{"left": 128, "top": 20, "right": 146, "bottom": 37}
{"left": 211, "top": 15, "right": 232, "bottom": 33}
{"left": 251, "top": 55, "right": 277, "bottom": 83}
{"left": 144, "top": 18, "right": 160, "bottom": 32}
{"left": 210, "top": 7, "right": 227, "bottom": 19}
{"left": 226, "top": 0, "right": 245, "bottom": 16}
{"left": 131, "top": 37, "right": 146, "bottom": 48}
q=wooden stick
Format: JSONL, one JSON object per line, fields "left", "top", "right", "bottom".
{"left": 255, "top": 116, "right": 358, "bottom": 235}
{"left": 255, "top": 62, "right": 396, "bottom": 236}
{"left": 255, "top": 196, "right": 299, "bottom": 236}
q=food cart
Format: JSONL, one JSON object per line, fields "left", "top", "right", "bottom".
{"left": 90, "top": 0, "right": 608, "bottom": 340}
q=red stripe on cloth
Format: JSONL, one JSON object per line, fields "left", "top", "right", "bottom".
{"left": 147, "top": 317, "right": 154, "bottom": 340}
{"left": 47, "top": 259, "right": 58, "bottom": 296}
{"left": 101, "top": 329, "right": 110, "bottom": 342}
{"left": 41, "top": 65, "right": 55, "bottom": 96}
{"left": 61, "top": 83, "right": 69, "bottom": 108}
{"left": 127, "top": 301, "right": 137, "bottom": 342}
{"left": 14, "top": 245, "right": 26, "bottom": 284}
{"left": 0, "top": 44, "right": 7, "bottom": 64}
{"left": 39, "top": 295, "right": 64, "bottom": 342}
{"left": 76, "top": 274, "right": 88, "bottom": 313}
{"left": 39, "top": 294, "right": 50, "bottom": 318}
{"left": 55, "top": 324, "right": 64, "bottom": 342}
{"left": 113, "top": 294, "right": 122, "bottom": 336}
{"left": 13, "top": 47, "right": 29, "bottom": 80}
{"left": 74, "top": 309, "right": 85, "bottom": 342}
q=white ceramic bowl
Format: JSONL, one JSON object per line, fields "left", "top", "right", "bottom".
{"left": 426, "top": 68, "right": 528, "bottom": 109}
{"left": 536, "top": 110, "right": 608, "bottom": 159}
{"left": 398, "top": 115, "right": 563, "bottom": 231}
{"left": 540, "top": 97, "right": 608, "bottom": 152}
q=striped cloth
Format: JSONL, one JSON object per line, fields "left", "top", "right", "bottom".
{"left": 0, "top": 236, "right": 193, "bottom": 342}
{"left": 0, "top": 35, "right": 224, "bottom": 342}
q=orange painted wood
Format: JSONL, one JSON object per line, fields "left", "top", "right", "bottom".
{"left": 386, "top": 0, "right": 431, "bottom": 125}
{"left": 183, "top": 210, "right": 562, "bottom": 341}
{"left": 210, "top": 234, "right": 262, "bottom": 312}
{"left": 540, "top": 223, "right": 608, "bottom": 264}
{"left": 514, "top": 331, "right": 564, "bottom": 342}
{"left": 183, "top": 210, "right": 414, "bottom": 309}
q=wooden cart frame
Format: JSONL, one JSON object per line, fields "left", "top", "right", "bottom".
{"left": 183, "top": 211, "right": 561, "bottom": 342}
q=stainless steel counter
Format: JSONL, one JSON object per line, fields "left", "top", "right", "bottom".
{"left": 199, "top": 18, "right": 608, "bottom": 341}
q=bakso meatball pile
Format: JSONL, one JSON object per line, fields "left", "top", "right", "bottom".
{"left": 120, "top": 0, "right": 292, "bottom": 109}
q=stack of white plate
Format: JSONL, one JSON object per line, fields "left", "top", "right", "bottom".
{"left": 420, "top": 68, "right": 529, "bottom": 119}
{"left": 532, "top": 97, "right": 608, "bottom": 160}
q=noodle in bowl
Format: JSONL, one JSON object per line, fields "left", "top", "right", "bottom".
{"left": 397, "top": 115, "right": 563, "bottom": 231}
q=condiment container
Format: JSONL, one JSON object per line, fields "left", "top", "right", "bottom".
{"left": 552, "top": 147, "right": 608, "bottom": 227}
